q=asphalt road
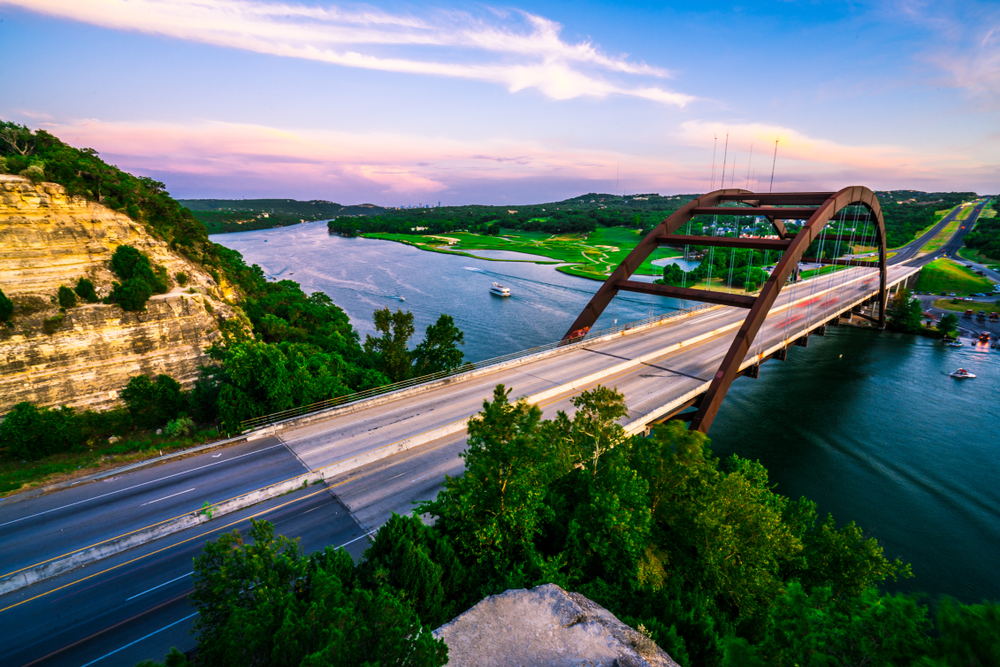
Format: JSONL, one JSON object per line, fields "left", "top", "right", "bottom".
{"left": 0, "top": 263, "right": 918, "bottom": 666}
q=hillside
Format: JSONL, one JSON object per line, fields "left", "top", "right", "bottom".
{"left": 179, "top": 198, "right": 391, "bottom": 233}
{"left": 0, "top": 175, "right": 234, "bottom": 414}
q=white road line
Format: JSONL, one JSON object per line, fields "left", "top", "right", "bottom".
{"left": 79, "top": 612, "right": 199, "bottom": 667}
{"left": 125, "top": 572, "right": 193, "bottom": 601}
{"left": 411, "top": 473, "right": 433, "bottom": 483}
{"left": 337, "top": 530, "right": 377, "bottom": 549}
{"left": 0, "top": 443, "right": 285, "bottom": 528}
{"left": 140, "top": 488, "right": 195, "bottom": 507}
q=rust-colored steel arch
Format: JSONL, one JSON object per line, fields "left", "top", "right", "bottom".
{"left": 561, "top": 186, "right": 887, "bottom": 433}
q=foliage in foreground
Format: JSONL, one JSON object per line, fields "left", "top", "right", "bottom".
{"left": 142, "top": 385, "right": 1000, "bottom": 667}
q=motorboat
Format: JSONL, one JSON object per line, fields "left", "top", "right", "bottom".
{"left": 490, "top": 282, "right": 511, "bottom": 297}
{"left": 946, "top": 340, "right": 963, "bottom": 347}
{"left": 949, "top": 368, "right": 976, "bottom": 379}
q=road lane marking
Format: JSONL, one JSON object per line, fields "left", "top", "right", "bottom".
{"left": 337, "top": 530, "right": 377, "bottom": 549}
{"left": 78, "top": 612, "right": 199, "bottom": 667}
{"left": 0, "top": 443, "right": 285, "bottom": 529}
{"left": 410, "top": 473, "right": 433, "bottom": 483}
{"left": 140, "top": 489, "right": 195, "bottom": 507}
{"left": 125, "top": 572, "right": 192, "bottom": 602}
{"left": 0, "top": 484, "right": 342, "bottom": 614}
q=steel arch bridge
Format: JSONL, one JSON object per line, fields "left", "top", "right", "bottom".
{"left": 562, "top": 186, "right": 889, "bottom": 434}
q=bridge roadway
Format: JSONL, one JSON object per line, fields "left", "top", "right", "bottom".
{"left": 0, "top": 262, "right": 917, "bottom": 666}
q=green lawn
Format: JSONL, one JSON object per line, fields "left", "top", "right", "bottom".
{"left": 920, "top": 214, "right": 963, "bottom": 253}
{"left": 915, "top": 258, "right": 995, "bottom": 295}
{"left": 366, "top": 227, "right": 682, "bottom": 281}
{"left": 932, "top": 298, "right": 998, "bottom": 313}
{"left": 801, "top": 265, "right": 847, "bottom": 279}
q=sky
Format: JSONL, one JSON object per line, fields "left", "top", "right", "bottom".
{"left": 0, "top": 0, "right": 997, "bottom": 205}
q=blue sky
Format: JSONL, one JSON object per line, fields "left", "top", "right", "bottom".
{"left": 0, "top": 0, "right": 996, "bottom": 204}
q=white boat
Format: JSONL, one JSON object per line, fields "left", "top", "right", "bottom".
{"left": 949, "top": 368, "right": 976, "bottom": 379}
{"left": 490, "top": 282, "right": 511, "bottom": 297}
{"left": 946, "top": 340, "right": 963, "bottom": 347}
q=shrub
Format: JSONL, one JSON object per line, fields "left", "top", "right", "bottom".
{"left": 74, "top": 277, "right": 99, "bottom": 303}
{"left": 163, "top": 416, "right": 195, "bottom": 438}
{"left": 43, "top": 312, "right": 66, "bottom": 334}
{"left": 107, "top": 245, "right": 168, "bottom": 311}
{"left": 0, "top": 287, "right": 12, "bottom": 324}
{"left": 57, "top": 285, "right": 76, "bottom": 309}
{"left": 19, "top": 163, "right": 44, "bottom": 184}
{"left": 175, "top": 271, "right": 188, "bottom": 287}
{"left": 120, "top": 374, "right": 186, "bottom": 430}
{"left": 0, "top": 402, "right": 78, "bottom": 460}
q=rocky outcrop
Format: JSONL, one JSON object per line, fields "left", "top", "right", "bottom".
{"left": 433, "top": 584, "right": 682, "bottom": 667}
{"left": 0, "top": 175, "right": 235, "bottom": 414}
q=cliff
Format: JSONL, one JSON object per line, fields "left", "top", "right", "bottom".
{"left": 434, "top": 584, "right": 682, "bottom": 667}
{"left": 0, "top": 175, "right": 235, "bottom": 414}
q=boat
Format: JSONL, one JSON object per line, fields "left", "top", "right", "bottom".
{"left": 949, "top": 368, "right": 976, "bottom": 379}
{"left": 490, "top": 282, "right": 511, "bottom": 297}
{"left": 398, "top": 296, "right": 405, "bottom": 301}
{"left": 946, "top": 340, "right": 963, "bottom": 347}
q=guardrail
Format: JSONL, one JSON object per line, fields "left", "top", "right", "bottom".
{"left": 239, "top": 303, "right": 716, "bottom": 431}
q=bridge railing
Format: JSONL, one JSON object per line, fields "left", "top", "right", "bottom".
{"left": 238, "top": 302, "right": 716, "bottom": 432}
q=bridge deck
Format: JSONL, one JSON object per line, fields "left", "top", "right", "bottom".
{"left": 271, "top": 264, "right": 918, "bottom": 475}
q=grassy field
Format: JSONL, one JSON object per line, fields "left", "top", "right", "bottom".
{"left": 801, "top": 265, "right": 848, "bottom": 279}
{"left": 932, "top": 298, "right": 998, "bottom": 313}
{"left": 915, "top": 258, "right": 995, "bottom": 295}
{"left": 366, "top": 227, "right": 682, "bottom": 281}
{"left": 920, "top": 214, "right": 964, "bottom": 253}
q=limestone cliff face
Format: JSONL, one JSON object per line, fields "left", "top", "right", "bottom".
{"left": 0, "top": 175, "right": 236, "bottom": 414}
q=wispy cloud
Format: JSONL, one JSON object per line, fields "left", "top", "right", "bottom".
{"left": 2, "top": 0, "right": 694, "bottom": 106}
{"left": 899, "top": 0, "right": 1000, "bottom": 105}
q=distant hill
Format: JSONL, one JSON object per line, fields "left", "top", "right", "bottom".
{"left": 178, "top": 198, "right": 391, "bottom": 234}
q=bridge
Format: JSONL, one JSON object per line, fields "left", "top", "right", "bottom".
{"left": 0, "top": 187, "right": 951, "bottom": 666}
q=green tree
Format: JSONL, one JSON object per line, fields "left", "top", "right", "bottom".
{"left": 57, "top": 285, "right": 76, "bottom": 309}
{"left": 190, "top": 519, "right": 447, "bottom": 667}
{"left": 364, "top": 308, "right": 415, "bottom": 383}
{"left": 411, "top": 314, "right": 465, "bottom": 377}
{"left": 938, "top": 313, "right": 959, "bottom": 337}
{"left": 422, "top": 385, "right": 559, "bottom": 581}
{"left": 0, "top": 402, "right": 78, "bottom": 459}
{"left": 887, "top": 287, "right": 924, "bottom": 333}
{"left": 924, "top": 597, "right": 1000, "bottom": 666}
{"left": 107, "top": 244, "right": 168, "bottom": 311}
{"left": 0, "top": 286, "right": 13, "bottom": 324}
{"left": 657, "top": 263, "right": 684, "bottom": 286}
{"left": 120, "top": 374, "right": 186, "bottom": 430}
{"left": 73, "top": 277, "right": 99, "bottom": 303}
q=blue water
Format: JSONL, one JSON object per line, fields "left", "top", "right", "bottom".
{"left": 213, "top": 221, "right": 1000, "bottom": 604}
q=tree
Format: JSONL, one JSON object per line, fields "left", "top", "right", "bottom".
{"left": 73, "top": 277, "right": 99, "bottom": 303}
{"left": 657, "top": 263, "right": 685, "bottom": 286}
{"left": 938, "top": 313, "right": 959, "bottom": 337}
{"left": 107, "top": 244, "right": 168, "bottom": 311}
{"left": 0, "top": 402, "right": 77, "bottom": 459}
{"left": 422, "top": 385, "right": 559, "bottom": 580}
{"left": 0, "top": 286, "right": 12, "bottom": 325}
{"left": 189, "top": 519, "right": 447, "bottom": 667}
{"left": 57, "top": 285, "right": 76, "bottom": 309}
{"left": 120, "top": 374, "right": 186, "bottom": 430}
{"left": 887, "top": 287, "right": 924, "bottom": 333}
{"left": 411, "top": 314, "right": 465, "bottom": 376}
{"left": 364, "top": 308, "right": 415, "bottom": 383}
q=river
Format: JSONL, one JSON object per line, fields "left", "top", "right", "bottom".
{"left": 212, "top": 220, "right": 1000, "bottom": 605}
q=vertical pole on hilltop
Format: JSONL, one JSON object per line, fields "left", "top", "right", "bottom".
{"left": 769, "top": 139, "right": 779, "bottom": 192}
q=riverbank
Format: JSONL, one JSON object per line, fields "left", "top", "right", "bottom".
{"left": 361, "top": 227, "right": 680, "bottom": 281}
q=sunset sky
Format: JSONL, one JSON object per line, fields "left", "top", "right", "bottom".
{"left": 1, "top": 0, "right": 997, "bottom": 205}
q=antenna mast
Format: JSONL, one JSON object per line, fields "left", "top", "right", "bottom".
{"left": 769, "top": 139, "right": 779, "bottom": 193}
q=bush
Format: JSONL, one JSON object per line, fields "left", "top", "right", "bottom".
{"left": 19, "top": 163, "right": 44, "bottom": 184}
{"left": 0, "top": 286, "right": 12, "bottom": 324}
{"left": 163, "top": 416, "right": 195, "bottom": 437}
{"left": 120, "top": 374, "right": 187, "bottom": 430}
{"left": 107, "top": 245, "right": 168, "bottom": 311}
{"left": 175, "top": 271, "right": 188, "bottom": 287}
{"left": 43, "top": 312, "right": 66, "bottom": 334}
{"left": 74, "top": 277, "right": 99, "bottom": 303}
{"left": 0, "top": 402, "right": 78, "bottom": 460}
{"left": 57, "top": 285, "right": 76, "bottom": 309}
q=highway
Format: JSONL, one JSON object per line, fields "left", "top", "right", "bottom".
{"left": 0, "top": 229, "right": 941, "bottom": 665}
